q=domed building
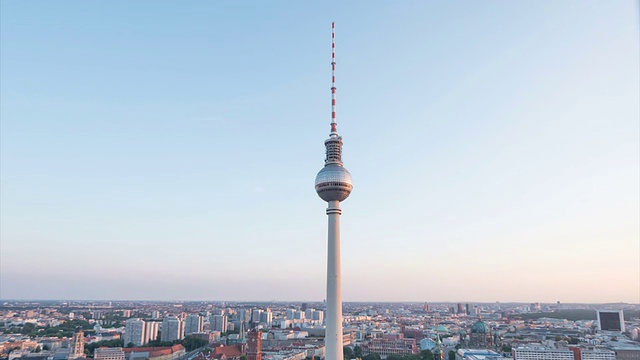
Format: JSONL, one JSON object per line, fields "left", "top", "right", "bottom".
{"left": 469, "top": 319, "right": 492, "bottom": 348}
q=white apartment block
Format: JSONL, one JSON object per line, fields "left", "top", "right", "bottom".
{"left": 161, "top": 316, "right": 184, "bottom": 342}
{"left": 185, "top": 314, "right": 203, "bottom": 335}
{"left": 144, "top": 321, "right": 159, "bottom": 344}
{"left": 124, "top": 319, "right": 145, "bottom": 347}
{"left": 211, "top": 315, "right": 227, "bottom": 333}
{"left": 513, "top": 347, "right": 574, "bottom": 360}
{"left": 94, "top": 347, "right": 125, "bottom": 360}
{"left": 580, "top": 350, "right": 616, "bottom": 360}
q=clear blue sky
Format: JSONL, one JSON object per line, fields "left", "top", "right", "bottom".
{"left": 1, "top": 1, "right": 638, "bottom": 303}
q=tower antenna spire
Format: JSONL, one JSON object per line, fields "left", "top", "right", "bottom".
{"left": 330, "top": 22, "right": 338, "bottom": 137}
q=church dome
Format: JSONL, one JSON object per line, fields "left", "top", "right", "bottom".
{"left": 471, "top": 320, "right": 489, "bottom": 334}
{"left": 435, "top": 325, "right": 449, "bottom": 333}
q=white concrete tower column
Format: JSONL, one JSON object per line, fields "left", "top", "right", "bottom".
{"left": 326, "top": 200, "right": 343, "bottom": 360}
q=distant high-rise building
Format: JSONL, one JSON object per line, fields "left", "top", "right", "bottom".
{"left": 122, "top": 310, "right": 132, "bottom": 318}
{"left": 596, "top": 310, "right": 625, "bottom": 332}
{"left": 305, "top": 309, "right": 314, "bottom": 320}
{"left": 424, "top": 303, "right": 430, "bottom": 313}
{"left": 185, "top": 314, "right": 203, "bottom": 335}
{"left": 293, "top": 311, "right": 305, "bottom": 320}
{"left": 238, "top": 309, "right": 250, "bottom": 323}
{"left": 161, "top": 316, "right": 184, "bottom": 342}
{"left": 312, "top": 310, "right": 324, "bottom": 323}
{"left": 301, "top": 303, "right": 308, "bottom": 311}
{"left": 259, "top": 310, "right": 272, "bottom": 326}
{"left": 68, "top": 327, "right": 84, "bottom": 359}
{"left": 144, "top": 321, "right": 159, "bottom": 344}
{"left": 211, "top": 315, "right": 227, "bottom": 333}
{"left": 251, "top": 310, "right": 262, "bottom": 323}
{"left": 457, "top": 304, "right": 464, "bottom": 314}
{"left": 285, "top": 309, "right": 295, "bottom": 320}
{"left": 94, "top": 347, "right": 125, "bottom": 360}
{"left": 151, "top": 311, "right": 160, "bottom": 319}
{"left": 124, "top": 319, "right": 145, "bottom": 347}
{"left": 465, "top": 304, "right": 471, "bottom": 315}
{"left": 247, "top": 329, "right": 262, "bottom": 360}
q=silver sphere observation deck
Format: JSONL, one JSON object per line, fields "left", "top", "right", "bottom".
{"left": 315, "top": 135, "right": 352, "bottom": 203}
{"left": 315, "top": 164, "right": 353, "bottom": 202}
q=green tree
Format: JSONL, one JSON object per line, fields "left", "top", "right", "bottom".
{"left": 42, "top": 345, "right": 50, "bottom": 351}
{"left": 568, "top": 338, "right": 579, "bottom": 345}
{"left": 126, "top": 342, "right": 135, "bottom": 348}
{"left": 405, "top": 354, "right": 421, "bottom": 360}
{"left": 363, "top": 354, "right": 381, "bottom": 360}
{"left": 354, "top": 345, "right": 363, "bottom": 359}
{"left": 448, "top": 350, "right": 456, "bottom": 360}
{"left": 387, "top": 355, "right": 404, "bottom": 360}
{"left": 344, "top": 347, "right": 355, "bottom": 360}
{"left": 181, "top": 336, "right": 208, "bottom": 351}
{"left": 34, "top": 346, "right": 41, "bottom": 353}
{"left": 501, "top": 345, "right": 512, "bottom": 353}
{"left": 421, "top": 350, "right": 434, "bottom": 360}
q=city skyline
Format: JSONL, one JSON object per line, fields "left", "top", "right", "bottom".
{"left": 1, "top": 1, "right": 639, "bottom": 303}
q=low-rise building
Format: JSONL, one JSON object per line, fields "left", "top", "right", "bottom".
{"left": 95, "top": 348, "right": 126, "bottom": 360}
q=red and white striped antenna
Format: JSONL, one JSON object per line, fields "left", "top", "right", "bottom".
{"left": 330, "top": 22, "right": 338, "bottom": 137}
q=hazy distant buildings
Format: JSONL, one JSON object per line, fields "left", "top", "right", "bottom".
{"left": 161, "top": 317, "right": 184, "bottom": 342}
{"left": 124, "top": 319, "right": 146, "bottom": 347}
{"left": 94, "top": 347, "right": 125, "bottom": 360}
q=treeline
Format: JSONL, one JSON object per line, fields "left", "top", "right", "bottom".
{"left": 3, "top": 320, "right": 94, "bottom": 338}
{"left": 85, "top": 339, "right": 125, "bottom": 356}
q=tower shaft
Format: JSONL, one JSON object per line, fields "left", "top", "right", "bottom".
{"left": 326, "top": 200, "right": 343, "bottom": 360}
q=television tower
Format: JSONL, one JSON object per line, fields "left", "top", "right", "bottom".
{"left": 314, "top": 22, "right": 352, "bottom": 360}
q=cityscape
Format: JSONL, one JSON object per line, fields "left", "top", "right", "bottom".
{"left": 1, "top": 3, "right": 638, "bottom": 360}
{"left": 0, "top": 301, "right": 638, "bottom": 360}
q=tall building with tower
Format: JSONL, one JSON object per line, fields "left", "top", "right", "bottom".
{"left": 247, "top": 329, "right": 262, "bottom": 360}
{"left": 314, "top": 22, "right": 353, "bottom": 360}
{"left": 69, "top": 327, "right": 85, "bottom": 359}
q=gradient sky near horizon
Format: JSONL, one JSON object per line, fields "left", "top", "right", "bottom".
{"left": 1, "top": 1, "right": 638, "bottom": 303}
